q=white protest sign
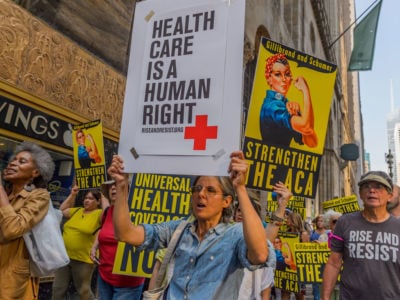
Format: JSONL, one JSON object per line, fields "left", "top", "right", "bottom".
{"left": 119, "top": 0, "right": 245, "bottom": 175}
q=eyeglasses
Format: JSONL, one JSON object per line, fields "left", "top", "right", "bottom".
{"left": 190, "top": 185, "right": 226, "bottom": 197}
{"left": 360, "top": 182, "right": 386, "bottom": 191}
{"left": 331, "top": 219, "right": 338, "bottom": 224}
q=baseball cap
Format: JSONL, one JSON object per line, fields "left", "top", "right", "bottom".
{"left": 358, "top": 171, "right": 392, "bottom": 192}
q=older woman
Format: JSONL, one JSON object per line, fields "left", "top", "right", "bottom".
{"left": 109, "top": 151, "right": 271, "bottom": 299}
{"left": 323, "top": 209, "right": 342, "bottom": 233}
{"left": 0, "top": 141, "right": 55, "bottom": 299}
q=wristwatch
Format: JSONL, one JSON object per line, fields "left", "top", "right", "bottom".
{"left": 270, "top": 212, "right": 284, "bottom": 222}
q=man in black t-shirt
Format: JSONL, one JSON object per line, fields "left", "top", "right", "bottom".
{"left": 322, "top": 171, "right": 400, "bottom": 300}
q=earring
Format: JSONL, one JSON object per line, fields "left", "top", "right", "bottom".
{"left": 24, "top": 180, "right": 36, "bottom": 192}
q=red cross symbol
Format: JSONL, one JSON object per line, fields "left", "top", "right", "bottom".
{"left": 184, "top": 115, "right": 218, "bottom": 150}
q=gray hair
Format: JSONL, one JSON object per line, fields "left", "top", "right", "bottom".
{"left": 387, "top": 184, "right": 400, "bottom": 212}
{"left": 323, "top": 209, "right": 342, "bottom": 228}
{"left": 12, "top": 142, "right": 55, "bottom": 187}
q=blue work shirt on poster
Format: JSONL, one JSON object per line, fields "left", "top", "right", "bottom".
{"left": 260, "top": 90, "right": 303, "bottom": 146}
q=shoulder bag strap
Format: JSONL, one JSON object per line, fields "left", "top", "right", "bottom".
{"left": 154, "top": 219, "right": 188, "bottom": 289}
{"left": 69, "top": 206, "right": 82, "bottom": 219}
{"left": 61, "top": 207, "right": 82, "bottom": 230}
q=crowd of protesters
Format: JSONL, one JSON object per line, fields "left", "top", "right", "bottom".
{"left": 1, "top": 142, "right": 399, "bottom": 300}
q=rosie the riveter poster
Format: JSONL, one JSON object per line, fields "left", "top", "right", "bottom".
{"left": 243, "top": 37, "right": 337, "bottom": 198}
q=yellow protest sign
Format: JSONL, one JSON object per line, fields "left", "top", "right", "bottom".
{"left": 323, "top": 195, "right": 361, "bottom": 214}
{"left": 112, "top": 174, "right": 194, "bottom": 277}
{"left": 273, "top": 232, "right": 301, "bottom": 293}
{"left": 243, "top": 38, "right": 337, "bottom": 197}
{"left": 72, "top": 120, "right": 105, "bottom": 189}
{"left": 293, "top": 242, "right": 331, "bottom": 283}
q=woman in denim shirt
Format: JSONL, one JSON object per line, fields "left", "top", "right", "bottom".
{"left": 109, "top": 151, "right": 272, "bottom": 299}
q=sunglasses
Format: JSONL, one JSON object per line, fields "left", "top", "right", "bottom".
{"left": 332, "top": 219, "right": 338, "bottom": 224}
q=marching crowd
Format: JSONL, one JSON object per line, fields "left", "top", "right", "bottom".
{"left": 0, "top": 142, "right": 399, "bottom": 299}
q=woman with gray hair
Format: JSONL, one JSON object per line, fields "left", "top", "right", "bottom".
{"left": 323, "top": 209, "right": 342, "bottom": 232}
{"left": 109, "top": 151, "right": 272, "bottom": 299}
{"left": 0, "top": 141, "right": 55, "bottom": 299}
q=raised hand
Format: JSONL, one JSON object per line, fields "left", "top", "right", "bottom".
{"left": 228, "top": 151, "right": 248, "bottom": 189}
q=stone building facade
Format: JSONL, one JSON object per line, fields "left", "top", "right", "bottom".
{"left": 0, "top": 0, "right": 363, "bottom": 214}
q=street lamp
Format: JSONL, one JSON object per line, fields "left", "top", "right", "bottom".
{"left": 385, "top": 149, "right": 394, "bottom": 178}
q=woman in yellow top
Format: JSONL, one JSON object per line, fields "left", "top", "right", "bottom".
{"left": 52, "top": 186, "right": 106, "bottom": 300}
{"left": 0, "top": 142, "right": 55, "bottom": 299}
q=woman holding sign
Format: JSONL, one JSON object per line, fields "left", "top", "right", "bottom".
{"left": 109, "top": 151, "right": 273, "bottom": 299}
{"left": 260, "top": 53, "right": 318, "bottom": 148}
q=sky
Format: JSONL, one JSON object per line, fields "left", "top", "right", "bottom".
{"left": 355, "top": 0, "right": 400, "bottom": 171}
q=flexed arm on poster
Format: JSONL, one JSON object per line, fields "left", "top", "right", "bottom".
{"left": 86, "top": 133, "right": 102, "bottom": 163}
{"left": 290, "top": 76, "right": 318, "bottom": 147}
{"left": 262, "top": 53, "right": 318, "bottom": 148}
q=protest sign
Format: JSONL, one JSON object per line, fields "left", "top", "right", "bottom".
{"left": 267, "top": 194, "right": 306, "bottom": 220}
{"left": 72, "top": 120, "right": 105, "bottom": 189}
{"left": 243, "top": 38, "right": 337, "bottom": 197}
{"left": 293, "top": 242, "right": 331, "bottom": 283}
{"left": 113, "top": 174, "right": 194, "bottom": 277}
{"left": 119, "top": 0, "right": 245, "bottom": 175}
{"left": 266, "top": 194, "right": 306, "bottom": 232}
{"left": 273, "top": 232, "right": 301, "bottom": 293}
{"left": 323, "top": 195, "right": 361, "bottom": 214}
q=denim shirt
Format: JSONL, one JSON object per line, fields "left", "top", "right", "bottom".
{"left": 139, "top": 219, "right": 274, "bottom": 300}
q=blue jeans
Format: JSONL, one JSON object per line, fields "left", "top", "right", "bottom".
{"left": 97, "top": 274, "right": 143, "bottom": 300}
{"left": 312, "top": 283, "right": 320, "bottom": 300}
